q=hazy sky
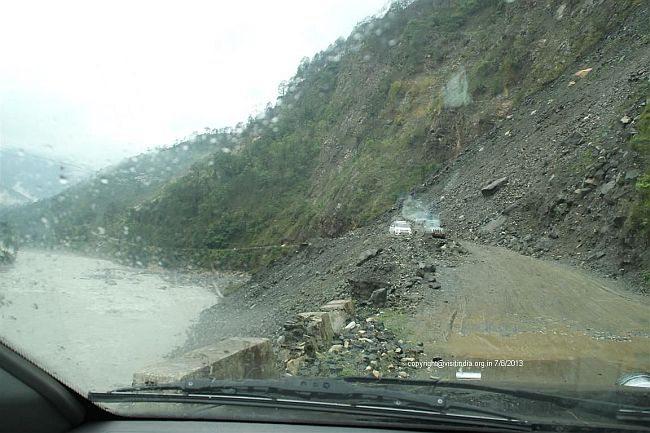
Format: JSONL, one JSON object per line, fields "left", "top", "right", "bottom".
{"left": 0, "top": 0, "right": 390, "bottom": 168}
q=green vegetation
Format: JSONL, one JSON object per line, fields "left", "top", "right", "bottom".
{"left": 378, "top": 309, "right": 409, "bottom": 336}
{"left": 628, "top": 101, "right": 650, "bottom": 278}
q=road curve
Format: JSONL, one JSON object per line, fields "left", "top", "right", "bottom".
{"left": 401, "top": 242, "right": 650, "bottom": 386}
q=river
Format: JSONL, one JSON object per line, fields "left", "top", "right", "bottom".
{"left": 0, "top": 250, "right": 226, "bottom": 393}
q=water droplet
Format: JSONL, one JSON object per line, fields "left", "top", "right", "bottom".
{"left": 182, "top": 144, "right": 189, "bottom": 151}
{"left": 98, "top": 227, "right": 106, "bottom": 235}
{"left": 388, "top": 39, "right": 397, "bottom": 47}
{"left": 41, "top": 217, "right": 49, "bottom": 225}
{"left": 100, "top": 178, "right": 109, "bottom": 184}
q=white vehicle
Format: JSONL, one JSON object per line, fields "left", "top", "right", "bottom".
{"left": 389, "top": 220, "right": 412, "bottom": 235}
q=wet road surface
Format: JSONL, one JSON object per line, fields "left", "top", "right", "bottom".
{"left": 400, "top": 242, "right": 650, "bottom": 386}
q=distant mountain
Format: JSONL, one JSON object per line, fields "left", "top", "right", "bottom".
{"left": 1, "top": 134, "right": 230, "bottom": 251}
{"left": 0, "top": 148, "right": 92, "bottom": 207}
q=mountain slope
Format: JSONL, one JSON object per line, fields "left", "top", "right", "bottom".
{"left": 0, "top": 133, "right": 230, "bottom": 253}
{"left": 116, "top": 0, "right": 647, "bottom": 271}
{"left": 4, "top": 0, "right": 648, "bottom": 282}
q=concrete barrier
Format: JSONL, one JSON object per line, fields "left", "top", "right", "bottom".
{"left": 320, "top": 299, "right": 354, "bottom": 335}
{"left": 132, "top": 337, "right": 277, "bottom": 386}
{"left": 297, "top": 312, "right": 334, "bottom": 344}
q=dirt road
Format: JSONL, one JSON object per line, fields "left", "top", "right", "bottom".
{"left": 396, "top": 242, "right": 650, "bottom": 386}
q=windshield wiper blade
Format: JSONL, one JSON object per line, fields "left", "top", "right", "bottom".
{"left": 90, "top": 377, "right": 531, "bottom": 431}
{"left": 343, "top": 377, "right": 650, "bottom": 422}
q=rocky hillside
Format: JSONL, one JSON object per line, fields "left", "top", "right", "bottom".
{"left": 4, "top": 0, "right": 649, "bottom": 282}
{"left": 416, "top": 6, "right": 650, "bottom": 283}
{"left": 116, "top": 0, "right": 649, "bottom": 274}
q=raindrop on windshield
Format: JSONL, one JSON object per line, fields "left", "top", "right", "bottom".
{"left": 100, "top": 178, "right": 109, "bottom": 184}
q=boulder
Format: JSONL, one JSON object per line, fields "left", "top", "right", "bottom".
{"left": 599, "top": 180, "right": 616, "bottom": 196}
{"left": 286, "top": 356, "right": 306, "bottom": 375}
{"left": 132, "top": 337, "right": 277, "bottom": 386}
{"left": 321, "top": 299, "right": 355, "bottom": 315}
{"left": 321, "top": 299, "right": 354, "bottom": 335}
{"left": 369, "top": 288, "right": 387, "bottom": 307}
{"left": 416, "top": 262, "right": 436, "bottom": 275}
{"left": 625, "top": 169, "right": 640, "bottom": 182}
{"left": 423, "top": 273, "right": 437, "bottom": 283}
{"left": 297, "top": 312, "right": 334, "bottom": 345}
{"left": 356, "top": 248, "right": 382, "bottom": 266}
{"left": 481, "top": 177, "right": 508, "bottom": 196}
{"left": 348, "top": 278, "right": 388, "bottom": 300}
{"left": 479, "top": 215, "right": 507, "bottom": 233}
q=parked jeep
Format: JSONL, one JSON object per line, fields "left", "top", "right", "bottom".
{"left": 389, "top": 220, "right": 412, "bottom": 235}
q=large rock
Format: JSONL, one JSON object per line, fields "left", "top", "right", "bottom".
{"left": 132, "top": 337, "right": 277, "bottom": 386}
{"left": 297, "top": 312, "right": 334, "bottom": 345}
{"left": 624, "top": 169, "right": 640, "bottom": 182}
{"left": 356, "top": 248, "right": 382, "bottom": 266}
{"left": 348, "top": 278, "right": 388, "bottom": 300}
{"left": 416, "top": 262, "right": 436, "bottom": 276}
{"left": 481, "top": 177, "right": 508, "bottom": 196}
{"left": 369, "top": 288, "right": 387, "bottom": 306}
{"left": 599, "top": 180, "right": 617, "bottom": 196}
{"left": 479, "top": 215, "right": 507, "bottom": 233}
{"left": 321, "top": 299, "right": 354, "bottom": 334}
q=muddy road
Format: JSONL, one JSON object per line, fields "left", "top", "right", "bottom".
{"left": 396, "top": 242, "right": 649, "bottom": 386}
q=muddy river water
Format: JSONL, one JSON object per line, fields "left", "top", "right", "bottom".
{"left": 0, "top": 250, "right": 225, "bottom": 393}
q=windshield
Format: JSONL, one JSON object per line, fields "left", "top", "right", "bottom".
{"left": 1, "top": 0, "right": 649, "bottom": 429}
